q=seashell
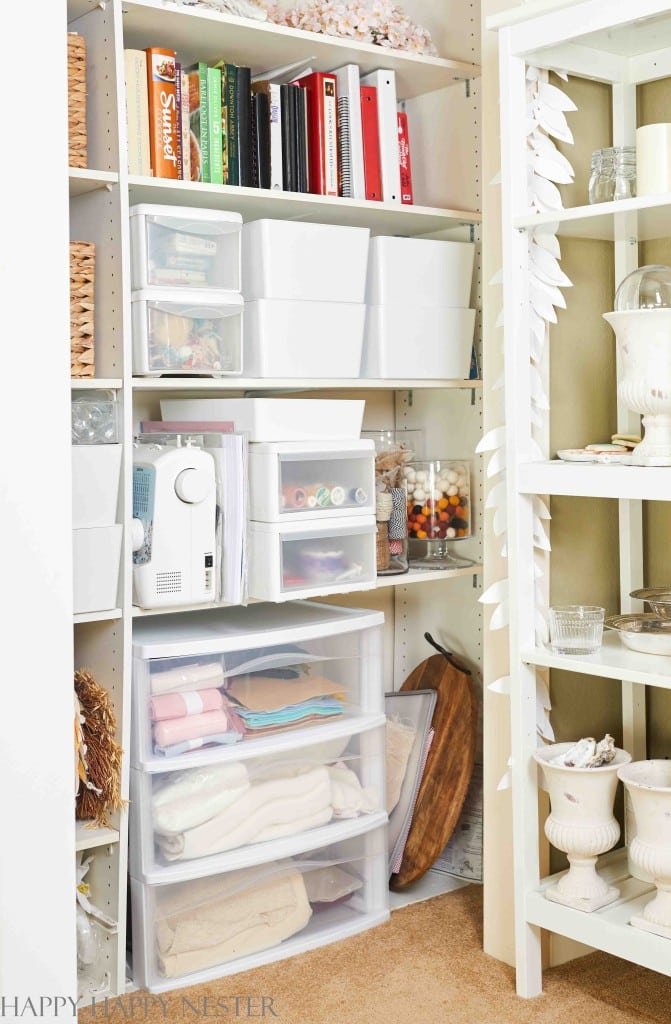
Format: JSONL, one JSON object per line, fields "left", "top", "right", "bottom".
{"left": 586, "top": 733, "right": 616, "bottom": 767}
{"left": 551, "top": 734, "right": 616, "bottom": 768}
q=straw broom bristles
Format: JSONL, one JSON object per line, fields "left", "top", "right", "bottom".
{"left": 74, "top": 669, "right": 125, "bottom": 827}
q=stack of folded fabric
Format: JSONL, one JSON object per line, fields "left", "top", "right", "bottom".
{"left": 225, "top": 674, "right": 348, "bottom": 739}
{"left": 151, "top": 759, "right": 378, "bottom": 862}
{"left": 149, "top": 660, "right": 244, "bottom": 757}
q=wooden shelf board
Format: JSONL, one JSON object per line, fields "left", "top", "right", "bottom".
{"left": 74, "top": 609, "right": 123, "bottom": 624}
{"left": 517, "top": 460, "right": 671, "bottom": 501}
{"left": 69, "top": 168, "right": 118, "bottom": 198}
{"left": 132, "top": 376, "right": 482, "bottom": 392}
{"left": 523, "top": 631, "right": 671, "bottom": 688}
{"left": 71, "top": 378, "right": 123, "bottom": 390}
{"left": 128, "top": 176, "right": 480, "bottom": 234}
{"left": 121, "top": 0, "right": 479, "bottom": 101}
{"left": 526, "top": 850, "right": 670, "bottom": 978}
{"left": 514, "top": 192, "right": 671, "bottom": 242}
{"left": 76, "top": 821, "right": 120, "bottom": 852}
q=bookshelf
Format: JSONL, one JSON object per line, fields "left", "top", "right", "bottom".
{"left": 67, "top": 0, "right": 482, "bottom": 999}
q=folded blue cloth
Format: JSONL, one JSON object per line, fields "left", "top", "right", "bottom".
{"left": 235, "top": 697, "right": 345, "bottom": 730}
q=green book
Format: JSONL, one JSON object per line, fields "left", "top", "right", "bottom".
{"left": 207, "top": 66, "right": 223, "bottom": 185}
{"left": 184, "top": 61, "right": 209, "bottom": 182}
{"left": 223, "top": 63, "right": 239, "bottom": 186}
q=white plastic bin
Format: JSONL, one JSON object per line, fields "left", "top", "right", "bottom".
{"left": 130, "top": 205, "right": 242, "bottom": 293}
{"left": 241, "top": 220, "right": 370, "bottom": 302}
{"left": 131, "top": 602, "right": 385, "bottom": 771}
{"left": 248, "top": 441, "right": 375, "bottom": 522}
{"left": 160, "top": 398, "right": 366, "bottom": 442}
{"left": 248, "top": 516, "right": 376, "bottom": 602}
{"left": 132, "top": 289, "right": 243, "bottom": 376}
{"left": 365, "top": 236, "right": 475, "bottom": 308}
{"left": 243, "top": 299, "right": 365, "bottom": 378}
{"left": 72, "top": 444, "right": 122, "bottom": 528}
{"left": 129, "top": 727, "right": 386, "bottom": 882}
{"left": 362, "top": 306, "right": 475, "bottom": 379}
{"left": 73, "top": 524, "right": 123, "bottom": 614}
{"left": 130, "top": 826, "right": 389, "bottom": 992}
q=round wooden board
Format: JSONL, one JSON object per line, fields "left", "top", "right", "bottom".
{"left": 390, "top": 651, "right": 478, "bottom": 889}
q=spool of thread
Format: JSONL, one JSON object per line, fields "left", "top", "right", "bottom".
{"left": 375, "top": 491, "right": 394, "bottom": 522}
{"left": 388, "top": 487, "right": 407, "bottom": 541}
{"left": 330, "top": 486, "right": 346, "bottom": 506}
{"left": 376, "top": 522, "right": 390, "bottom": 571}
{"left": 636, "top": 123, "right": 671, "bottom": 195}
{"left": 306, "top": 484, "right": 331, "bottom": 509}
{"left": 348, "top": 487, "right": 368, "bottom": 505}
{"left": 282, "top": 486, "right": 307, "bottom": 509}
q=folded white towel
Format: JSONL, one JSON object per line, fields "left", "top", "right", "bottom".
{"left": 152, "top": 761, "right": 250, "bottom": 835}
{"left": 328, "top": 763, "right": 379, "bottom": 818}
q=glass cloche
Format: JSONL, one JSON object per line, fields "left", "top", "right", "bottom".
{"left": 614, "top": 264, "right": 671, "bottom": 310}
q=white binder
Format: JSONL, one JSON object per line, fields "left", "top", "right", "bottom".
{"left": 360, "top": 68, "right": 402, "bottom": 204}
{"left": 333, "top": 64, "right": 366, "bottom": 200}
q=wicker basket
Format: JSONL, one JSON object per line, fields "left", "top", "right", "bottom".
{"left": 70, "top": 241, "right": 95, "bottom": 378}
{"left": 68, "top": 32, "right": 87, "bottom": 169}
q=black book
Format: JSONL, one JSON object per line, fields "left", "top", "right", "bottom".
{"left": 280, "top": 83, "right": 297, "bottom": 193}
{"left": 253, "top": 91, "right": 271, "bottom": 190}
{"left": 236, "top": 66, "right": 253, "bottom": 187}
{"left": 295, "top": 84, "right": 309, "bottom": 193}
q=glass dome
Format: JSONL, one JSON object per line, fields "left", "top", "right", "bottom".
{"left": 614, "top": 264, "right": 671, "bottom": 311}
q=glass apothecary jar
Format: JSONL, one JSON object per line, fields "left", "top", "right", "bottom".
{"left": 361, "top": 429, "right": 423, "bottom": 576}
{"left": 403, "top": 459, "right": 474, "bottom": 570}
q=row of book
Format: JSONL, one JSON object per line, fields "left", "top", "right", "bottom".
{"left": 124, "top": 47, "right": 414, "bottom": 204}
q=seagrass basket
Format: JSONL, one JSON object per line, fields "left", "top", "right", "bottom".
{"left": 70, "top": 241, "right": 95, "bottom": 378}
{"left": 68, "top": 32, "right": 87, "bottom": 168}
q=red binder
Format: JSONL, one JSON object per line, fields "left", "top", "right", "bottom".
{"left": 397, "top": 111, "right": 414, "bottom": 205}
{"left": 360, "top": 85, "right": 382, "bottom": 202}
{"left": 296, "top": 72, "right": 338, "bottom": 196}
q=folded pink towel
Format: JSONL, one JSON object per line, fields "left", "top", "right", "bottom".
{"left": 153, "top": 709, "right": 234, "bottom": 749}
{"left": 150, "top": 689, "right": 224, "bottom": 723}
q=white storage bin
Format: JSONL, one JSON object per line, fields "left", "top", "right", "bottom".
{"left": 243, "top": 299, "right": 365, "bottom": 378}
{"left": 160, "top": 397, "right": 365, "bottom": 442}
{"left": 362, "top": 306, "right": 475, "bottom": 379}
{"left": 248, "top": 441, "right": 375, "bottom": 522}
{"left": 248, "top": 516, "right": 376, "bottom": 602}
{"left": 72, "top": 444, "right": 122, "bottom": 528}
{"left": 131, "top": 602, "right": 385, "bottom": 770}
{"left": 365, "top": 236, "right": 475, "bottom": 308}
{"left": 241, "top": 220, "right": 370, "bottom": 303}
{"left": 130, "top": 205, "right": 242, "bottom": 293}
{"left": 130, "top": 825, "right": 389, "bottom": 992}
{"left": 73, "top": 524, "right": 123, "bottom": 614}
{"left": 132, "top": 289, "right": 243, "bottom": 377}
{"left": 129, "top": 727, "right": 386, "bottom": 882}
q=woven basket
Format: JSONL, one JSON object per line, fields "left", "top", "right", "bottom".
{"left": 70, "top": 241, "right": 95, "bottom": 378}
{"left": 68, "top": 32, "right": 87, "bottom": 168}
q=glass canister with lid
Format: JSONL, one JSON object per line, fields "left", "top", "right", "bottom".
{"left": 361, "top": 429, "right": 422, "bottom": 576}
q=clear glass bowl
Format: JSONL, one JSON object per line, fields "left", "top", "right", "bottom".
{"left": 549, "top": 605, "right": 605, "bottom": 655}
{"left": 614, "top": 265, "right": 671, "bottom": 311}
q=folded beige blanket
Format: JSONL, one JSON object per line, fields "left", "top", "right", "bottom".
{"left": 155, "top": 865, "right": 312, "bottom": 978}
{"left": 153, "top": 762, "right": 250, "bottom": 835}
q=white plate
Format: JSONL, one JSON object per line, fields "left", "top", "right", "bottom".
{"left": 556, "top": 449, "right": 631, "bottom": 464}
{"left": 605, "top": 613, "right": 671, "bottom": 655}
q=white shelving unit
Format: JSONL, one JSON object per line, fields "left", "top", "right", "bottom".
{"left": 67, "top": 0, "right": 482, "bottom": 996}
{"left": 495, "top": 0, "right": 671, "bottom": 998}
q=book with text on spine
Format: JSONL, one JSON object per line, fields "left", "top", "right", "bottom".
{"left": 184, "top": 61, "right": 208, "bottom": 182}
{"left": 333, "top": 64, "right": 365, "bottom": 200}
{"left": 180, "top": 68, "right": 191, "bottom": 181}
{"left": 296, "top": 72, "right": 338, "bottom": 197}
{"left": 397, "top": 111, "right": 414, "bottom": 205}
{"left": 174, "top": 61, "right": 183, "bottom": 179}
{"left": 145, "top": 47, "right": 179, "bottom": 179}
{"left": 360, "top": 69, "right": 402, "bottom": 203}
{"left": 124, "top": 49, "right": 151, "bottom": 176}
{"left": 252, "top": 80, "right": 283, "bottom": 190}
{"left": 207, "top": 65, "right": 224, "bottom": 185}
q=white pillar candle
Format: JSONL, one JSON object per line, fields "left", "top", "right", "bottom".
{"left": 636, "top": 123, "right": 671, "bottom": 196}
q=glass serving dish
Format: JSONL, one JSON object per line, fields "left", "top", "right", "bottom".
{"left": 630, "top": 587, "right": 671, "bottom": 617}
{"left": 604, "top": 613, "right": 671, "bottom": 655}
{"left": 549, "top": 605, "right": 605, "bottom": 655}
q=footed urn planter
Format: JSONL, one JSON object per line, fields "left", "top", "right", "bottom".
{"left": 618, "top": 760, "right": 671, "bottom": 939}
{"left": 534, "top": 743, "right": 632, "bottom": 912}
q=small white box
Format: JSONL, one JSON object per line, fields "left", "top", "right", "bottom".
{"left": 130, "top": 826, "right": 389, "bottom": 992}
{"left": 160, "top": 398, "right": 366, "bottom": 443}
{"left": 248, "top": 441, "right": 375, "bottom": 522}
{"left": 365, "top": 236, "right": 475, "bottom": 308}
{"left": 129, "top": 727, "right": 386, "bottom": 882}
{"left": 73, "top": 524, "right": 123, "bottom": 614}
{"left": 241, "top": 219, "right": 370, "bottom": 302}
{"left": 248, "top": 516, "right": 376, "bottom": 602}
{"left": 362, "top": 306, "right": 475, "bottom": 379}
{"left": 72, "top": 444, "right": 122, "bottom": 528}
{"left": 130, "top": 205, "right": 242, "bottom": 293}
{"left": 244, "top": 299, "right": 365, "bottom": 378}
{"left": 132, "top": 289, "right": 243, "bottom": 377}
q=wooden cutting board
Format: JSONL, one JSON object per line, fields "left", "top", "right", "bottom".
{"left": 390, "top": 635, "right": 478, "bottom": 890}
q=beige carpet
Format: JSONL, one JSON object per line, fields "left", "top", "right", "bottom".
{"left": 82, "top": 886, "right": 671, "bottom": 1023}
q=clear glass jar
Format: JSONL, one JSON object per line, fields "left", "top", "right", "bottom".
{"left": 403, "top": 458, "right": 475, "bottom": 570}
{"left": 362, "top": 429, "right": 423, "bottom": 576}
{"left": 595, "top": 147, "right": 615, "bottom": 203}
{"left": 613, "top": 145, "right": 636, "bottom": 201}
{"left": 588, "top": 150, "right": 601, "bottom": 204}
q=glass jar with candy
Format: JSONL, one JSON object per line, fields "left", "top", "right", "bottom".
{"left": 403, "top": 459, "right": 474, "bottom": 569}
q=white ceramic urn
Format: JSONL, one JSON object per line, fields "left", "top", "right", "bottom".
{"left": 534, "top": 742, "right": 632, "bottom": 912}
{"left": 603, "top": 309, "right": 671, "bottom": 466}
{"left": 618, "top": 759, "right": 671, "bottom": 939}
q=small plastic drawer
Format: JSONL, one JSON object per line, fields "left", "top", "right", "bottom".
{"left": 131, "top": 602, "right": 385, "bottom": 770}
{"left": 130, "top": 825, "right": 389, "bottom": 992}
{"left": 129, "top": 726, "right": 386, "bottom": 881}
{"left": 131, "top": 289, "right": 243, "bottom": 377}
{"left": 248, "top": 441, "right": 375, "bottom": 523}
{"left": 130, "top": 205, "right": 242, "bottom": 292}
{"left": 248, "top": 516, "right": 377, "bottom": 602}
{"left": 243, "top": 299, "right": 365, "bottom": 378}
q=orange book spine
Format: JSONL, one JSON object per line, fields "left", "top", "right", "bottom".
{"left": 145, "top": 47, "right": 179, "bottom": 179}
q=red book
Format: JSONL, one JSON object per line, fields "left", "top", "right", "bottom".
{"left": 397, "top": 111, "right": 414, "bottom": 205}
{"left": 145, "top": 47, "right": 179, "bottom": 179}
{"left": 296, "top": 72, "right": 338, "bottom": 196}
{"left": 360, "top": 86, "right": 382, "bottom": 202}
